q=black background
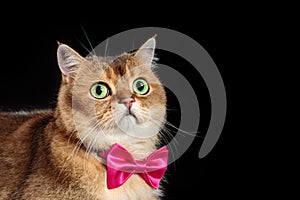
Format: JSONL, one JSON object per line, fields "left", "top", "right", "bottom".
{"left": 0, "top": 18, "right": 255, "bottom": 199}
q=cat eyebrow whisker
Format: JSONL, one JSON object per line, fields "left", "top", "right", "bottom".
{"left": 80, "top": 24, "right": 96, "bottom": 56}
{"left": 104, "top": 37, "right": 109, "bottom": 62}
{"left": 77, "top": 39, "right": 94, "bottom": 56}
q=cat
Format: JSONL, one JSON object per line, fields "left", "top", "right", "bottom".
{"left": 0, "top": 37, "right": 168, "bottom": 200}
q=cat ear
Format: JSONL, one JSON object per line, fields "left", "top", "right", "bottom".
{"left": 57, "top": 43, "right": 85, "bottom": 83}
{"left": 134, "top": 36, "right": 156, "bottom": 66}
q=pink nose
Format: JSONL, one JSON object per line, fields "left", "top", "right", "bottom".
{"left": 119, "top": 97, "right": 135, "bottom": 109}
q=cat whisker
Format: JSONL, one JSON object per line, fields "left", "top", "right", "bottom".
{"left": 56, "top": 117, "right": 104, "bottom": 182}
{"left": 160, "top": 129, "right": 177, "bottom": 153}
{"left": 66, "top": 115, "right": 100, "bottom": 144}
{"left": 76, "top": 120, "right": 100, "bottom": 151}
{"left": 137, "top": 107, "right": 200, "bottom": 138}
{"left": 83, "top": 120, "right": 104, "bottom": 176}
{"left": 157, "top": 117, "right": 201, "bottom": 138}
{"left": 132, "top": 107, "right": 199, "bottom": 139}
{"left": 151, "top": 119, "right": 179, "bottom": 159}
{"left": 166, "top": 121, "right": 202, "bottom": 138}
{"left": 165, "top": 108, "right": 180, "bottom": 111}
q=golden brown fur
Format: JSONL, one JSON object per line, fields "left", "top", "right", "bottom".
{"left": 0, "top": 38, "right": 167, "bottom": 199}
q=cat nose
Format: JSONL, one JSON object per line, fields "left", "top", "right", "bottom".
{"left": 118, "top": 97, "right": 135, "bottom": 109}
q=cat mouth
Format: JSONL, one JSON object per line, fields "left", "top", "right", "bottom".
{"left": 123, "top": 113, "right": 137, "bottom": 121}
{"left": 127, "top": 111, "right": 136, "bottom": 118}
{"left": 117, "top": 112, "right": 140, "bottom": 127}
{"left": 124, "top": 109, "right": 138, "bottom": 120}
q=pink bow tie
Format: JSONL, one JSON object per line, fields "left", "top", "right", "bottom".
{"left": 99, "top": 143, "right": 168, "bottom": 189}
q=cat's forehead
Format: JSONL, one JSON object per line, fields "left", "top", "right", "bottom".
{"left": 85, "top": 55, "right": 115, "bottom": 67}
{"left": 85, "top": 53, "right": 142, "bottom": 78}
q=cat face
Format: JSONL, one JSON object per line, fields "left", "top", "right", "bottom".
{"left": 56, "top": 38, "right": 166, "bottom": 152}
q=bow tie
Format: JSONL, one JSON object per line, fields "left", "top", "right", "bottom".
{"left": 99, "top": 143, "right": 168, "bottom": 189}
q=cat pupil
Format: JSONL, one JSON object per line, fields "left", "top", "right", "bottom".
{"left": 96, "top": 85, "right": 103, "bottom": 95}
{"left": 136, "top": 81, "right": 144, "bottom": 91}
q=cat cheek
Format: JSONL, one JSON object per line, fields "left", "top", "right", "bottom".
{"left": 129, "top": 105, "right": 144, "bottom": 124}
{"left": 148, "top": 104, "right": 166, "bottom": 121}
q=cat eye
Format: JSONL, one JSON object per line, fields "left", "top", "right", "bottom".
{"left": 133, "top": 78, "right": 149, "bottom": 95}
{"left": 90, "top": 82, "right": 110, "bottom": 99}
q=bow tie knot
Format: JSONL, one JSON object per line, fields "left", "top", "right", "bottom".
{"left": 134, "top": 160, "right": 147, "bottom": 173}
{"left": 99, "top": 143, "right": 168, "bottom": 189}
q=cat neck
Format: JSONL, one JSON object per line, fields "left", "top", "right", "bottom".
{"left": 93, "top": 130, "right": 159, "bottom": 161}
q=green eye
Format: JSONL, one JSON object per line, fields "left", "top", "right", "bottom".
{"left": 90, "top": 82, "right": 110, "bottom": 99}
{"left": 133, "top": 78, "right": 149, "bottom": 95}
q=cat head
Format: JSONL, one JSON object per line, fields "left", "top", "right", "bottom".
{"left": 56, "top": 37, "right": 166, "bottom": 154}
